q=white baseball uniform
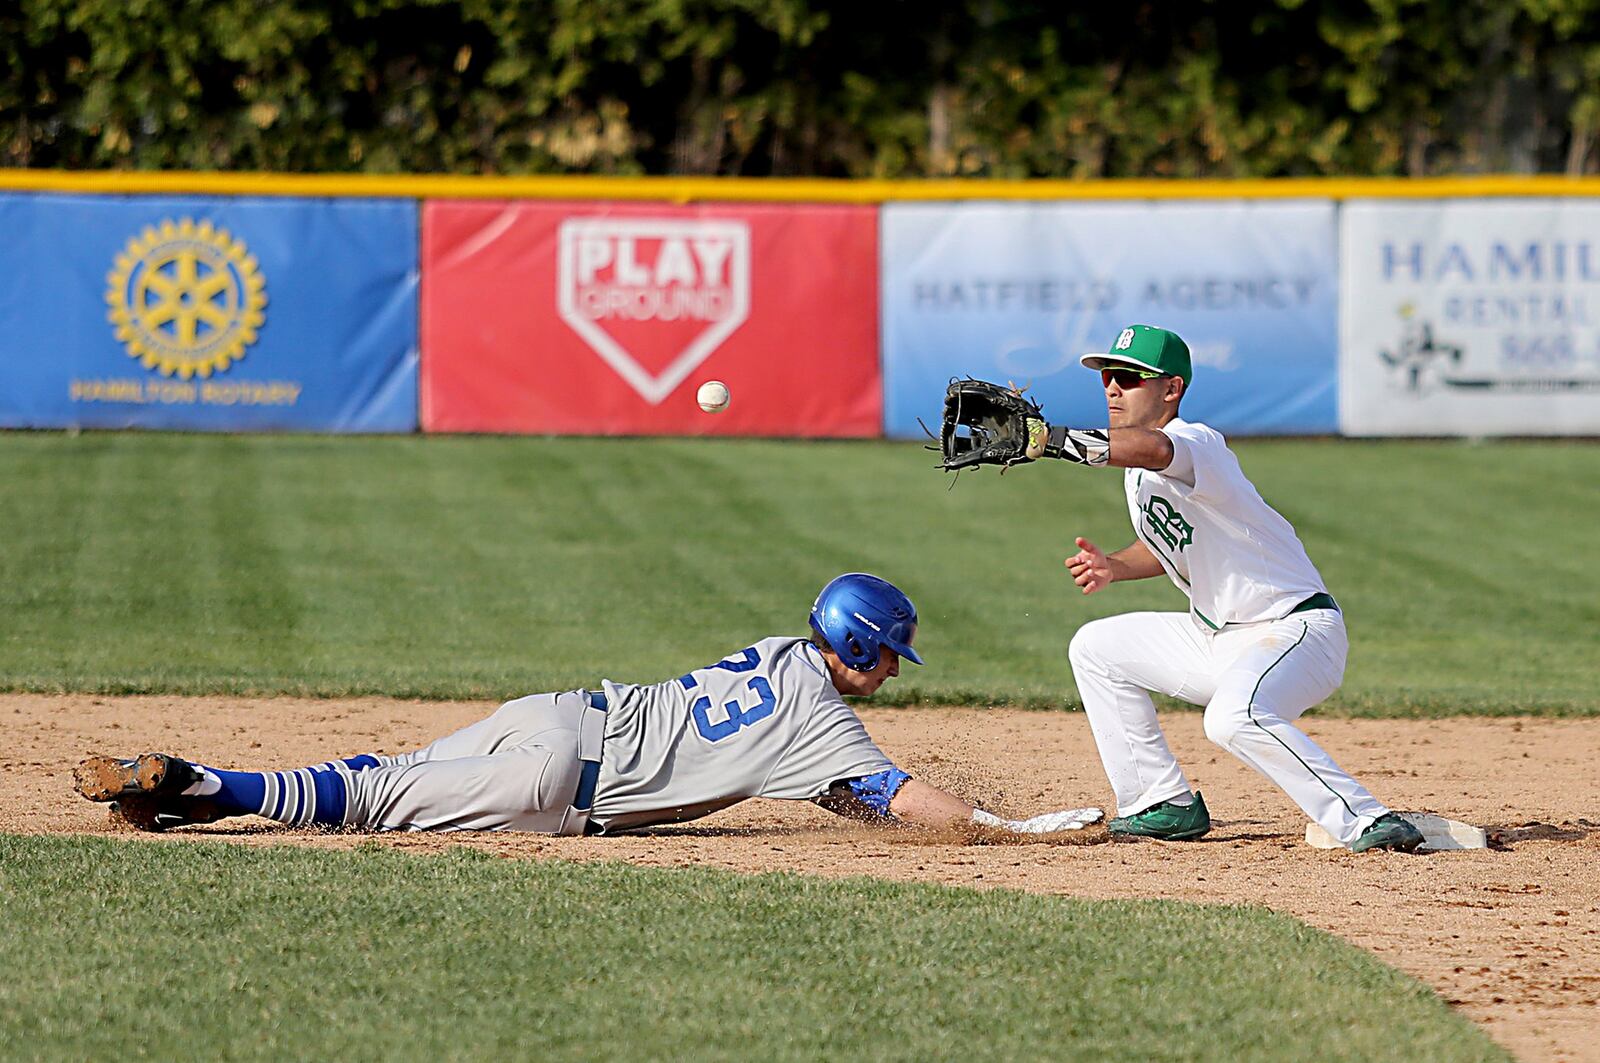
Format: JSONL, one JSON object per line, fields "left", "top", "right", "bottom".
{"left": 1068, "top": 418, "right": 1390, "bottom": 845}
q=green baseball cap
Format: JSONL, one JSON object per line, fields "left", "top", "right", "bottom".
{"left": 1080, "top": 325, "right": 1192, "bottom": 386}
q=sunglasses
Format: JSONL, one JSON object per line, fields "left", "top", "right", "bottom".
{"left": 1101, "top": 367, "right": 1167, "bottom": 388}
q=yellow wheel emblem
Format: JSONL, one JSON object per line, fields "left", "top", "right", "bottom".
{"left": 105, "top": 218, "right": 268, "bottom": 379}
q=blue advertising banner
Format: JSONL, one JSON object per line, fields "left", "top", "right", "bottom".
{"left": 0, "top": 193, "right": 418, "bottom": 432}
{"left": 881, "top": 201, "right": 1339, "bottom": 437}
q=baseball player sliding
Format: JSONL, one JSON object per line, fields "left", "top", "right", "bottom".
{"left": 74, "top": 573, "right": 1102, "bottom": 840}
{"left": 937, "top": 325, "right": 1422, "bottom": 853}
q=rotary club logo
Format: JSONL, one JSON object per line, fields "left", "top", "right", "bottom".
{"left": 105, "top": 218, "right": 268, "bottom": 379}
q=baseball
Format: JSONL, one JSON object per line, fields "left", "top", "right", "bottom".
{"left": 696, "top": 380, "right": 730, "bottom": 413}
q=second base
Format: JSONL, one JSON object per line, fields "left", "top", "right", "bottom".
{"left": 1306, "top": 812, "right": 1487, "bottom": 851}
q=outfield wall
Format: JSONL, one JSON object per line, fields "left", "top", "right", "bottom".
{"left": 420, "top": 200, "right": 880, "bottom": 436}
{"left": 881, "top": 201, "right": 1340, "bottom": 436}
{"left": 1, "top": 173, "right": 1597, "bottom": 437}
{"left": 0, "top": 192, "right": 418, "bottom": 432}
{"left": 1340, "top": 201, "right": 1600, "bottom": 436}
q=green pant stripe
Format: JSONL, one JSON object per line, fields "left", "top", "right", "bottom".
{"left": 1246, "top": 621, "right": 1358, "bottom": 820}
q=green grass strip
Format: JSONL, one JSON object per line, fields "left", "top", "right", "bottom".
{"left": 0, "top": 432, "right": 1594, "bottom": 714}
{"left": 0, "top": 834, "right": 1505, "bottom": 1062}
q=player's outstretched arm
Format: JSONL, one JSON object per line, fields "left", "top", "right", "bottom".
{"left": 887, "top": 778, "right": 978, "bottom": 828}
{"left": 1066, "top": 537, "right": 1162, "bottom": 593}
{"left": 890, "top": 779, "right": 1103, "bottom": 835}
{"left": 818, "top": 775, "right": 1100, "bottom": 834}
{"left": 1033, "top": 424, "right": 1174, "bottom": 470}
{"left": 1105, "top": 427, "right": 1175, "bottom": 470}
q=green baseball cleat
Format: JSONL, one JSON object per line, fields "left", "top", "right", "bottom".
{"left": 1350, "top": 812, "right": 1425, "bottom": 853}
{"left": 1108, "top": 791, "right": 1211, "bottom": 840}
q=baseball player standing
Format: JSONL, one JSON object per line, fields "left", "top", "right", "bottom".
{"left": 74, "top": 573, "right": 1102, "bottom": 840}
{"left": 1026, "top": 324, "right": 1420, "bottom": 852}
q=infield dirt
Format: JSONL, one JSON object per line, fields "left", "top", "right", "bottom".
{"left": 5, "top": 694, "right": 1596, "bottom": 1063}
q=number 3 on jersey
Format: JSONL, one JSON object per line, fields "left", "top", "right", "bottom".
{"left": 693, "top": 676, "right": 776, "bottom": 742}
{"left": 682, "top": 647, "right": 776, "bottom": 743}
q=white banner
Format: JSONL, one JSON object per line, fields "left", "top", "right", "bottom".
{"left": 1341, "top": 200, "right": 1600, "bottom": 435}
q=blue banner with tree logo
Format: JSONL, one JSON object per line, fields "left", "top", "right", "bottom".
{"left": 0, "top": 193, "right": 417, "bottom": 432}
{"left": 880, "top": 201, "right": 1339, "bottom": 436}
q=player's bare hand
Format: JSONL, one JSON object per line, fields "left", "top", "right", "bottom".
{"left": 1065, "top": 536, "right": 1113, "bottom": 594}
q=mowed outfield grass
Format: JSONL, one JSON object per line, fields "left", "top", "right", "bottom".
{"left": 0, "top": 431, "right": 1594, "bottom": 714}
{"left": 0, "top": 835, "right": 1506, "bottom": 1062}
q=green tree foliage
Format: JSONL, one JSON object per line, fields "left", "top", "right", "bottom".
{"left": 4, "top": 0, "right": 1600, "bottom": 176}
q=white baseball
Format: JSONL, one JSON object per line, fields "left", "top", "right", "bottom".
{"left": 696, "top": 380, "right": 730, "bottom": 413}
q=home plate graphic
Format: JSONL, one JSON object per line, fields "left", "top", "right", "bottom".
{"left": 557, "top": 218, "right": 752, "bottom": 405}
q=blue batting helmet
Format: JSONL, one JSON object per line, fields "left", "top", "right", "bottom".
{"left": 809, "top": 573, "right": 924, "bottom": 671}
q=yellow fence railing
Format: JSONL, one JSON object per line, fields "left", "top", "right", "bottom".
{"left": 5, "top": 169, "right": 1600, "bottom": 202}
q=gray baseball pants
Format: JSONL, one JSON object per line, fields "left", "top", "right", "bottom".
{"left": 340, "top": 691, "right": 588, "bottom": 832}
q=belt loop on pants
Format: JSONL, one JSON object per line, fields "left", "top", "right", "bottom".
{"left": 556, "top": 689, "right": 608, "bottom": 836}
{"left": 1289, "top": 592, "right": 1340, "bottom": 615}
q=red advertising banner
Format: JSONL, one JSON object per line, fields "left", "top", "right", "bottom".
{"left": 420, "top": 200, "right": 881, "bottom": 436}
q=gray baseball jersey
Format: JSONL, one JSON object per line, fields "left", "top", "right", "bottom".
{"left": 589, "top": 636, "right": 895, "bottom": 833}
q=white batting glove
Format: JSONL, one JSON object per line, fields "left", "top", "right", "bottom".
{"left": 972, "top": 806, "right": 1104, "bottom": 834}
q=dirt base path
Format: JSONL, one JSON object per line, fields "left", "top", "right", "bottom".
{"left": 5, "top": 695, "right": 1597, "bottom": 1062}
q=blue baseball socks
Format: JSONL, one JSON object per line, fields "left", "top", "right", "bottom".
{"left": 179, "top": 754, "right": 385, "bottom": 827}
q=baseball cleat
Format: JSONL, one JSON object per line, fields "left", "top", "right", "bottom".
{"left": 108, "top": 794, "right": 227, "bottom": 832}
{"left": 1108, "top": 791, "right": 1211, "bottom": 840}
{"left": 1350, "top": 812, "right": 1425, "bottom": 853}
{"left": 73, "top": 752, "right": 202, "bottom": 803}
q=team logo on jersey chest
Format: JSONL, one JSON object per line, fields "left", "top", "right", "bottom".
{"left": 1143, "top": 495, "right": 1194, "bottom": 551}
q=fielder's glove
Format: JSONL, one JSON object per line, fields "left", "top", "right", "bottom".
{"left": 931, "top": 378, "right": 1050, "bottom": 471}
{"left": 928, "top": 377, "right": 1113, "bottom": 472}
